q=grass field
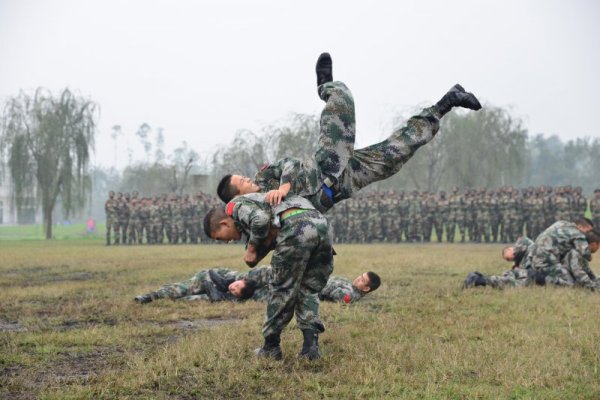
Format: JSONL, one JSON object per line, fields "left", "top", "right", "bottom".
{"left": 1, "top": 239, "right": 600, "bottom": 399}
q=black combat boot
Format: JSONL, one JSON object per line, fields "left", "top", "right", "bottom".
{"left": 298, "top": 330, "right": 321, "bottom": 360}
{"left": 316, "top": 52, "right": 333, "bottom": 86}
{"left": 134, "top": 291, "right": 158, "bottom": 304}
{"left": 434, "top": 84, "right": 482, "bottom": 116}
{"left": 462, "top": 272, "right": 488, "bottom": 289}
{"left": 255, "top": 334, "right": 283, "bottom": 360}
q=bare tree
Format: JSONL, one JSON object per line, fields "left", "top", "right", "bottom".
{"left": 0, "top": 88, "right": 97, "bottom": 238}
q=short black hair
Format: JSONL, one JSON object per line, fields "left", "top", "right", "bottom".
{"left": 238, "top": 279, "right": 257, "bottom": 300}
{"left": 575, "top": 216, "right": 594, "bottom": 229}
{"left": 585, "top": 229, "right": 600, "bottom": 244}
{"left": 203, "top": 207, "right": 228, "bottom": 238}
{"left": 217, "top": 174, "right": 238, "bottom": 203}
{"left": 366, "top": 271, "right": 381, "bottom": 292}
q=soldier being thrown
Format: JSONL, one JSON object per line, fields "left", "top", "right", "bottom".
{"left": 134, "top": 265, "right": 381, "bottom": 304}
{"left": 217, "top": 52, "right": 482, "bottom": 212}
{"left": 204, "top": 193, "right": 333, "bottom": 360}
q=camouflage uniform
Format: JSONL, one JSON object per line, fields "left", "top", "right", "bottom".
{"left": 143, "top": 266, "right": 271, "bottom": 301}
{"left": 406, "top": 191, "right": 422, "bottom": 242}
{"left": 227, "top": 193, "right": 333, "bottom": 338}
{"left": 249, "top": 266, "right": 368, "bottom": 304}
{"left": 467, "top": 237, "right": 535, "bottom": 289}
{"left": 446, "top": 190, "right": 462, "bottom": 243}
{"left": 104, "top": 192, "right": 119, "bottom": 245}
{"left": 118, "top": 193, "right": 130, "bottom": 244}
{"left": 530, "top": 221, "right": 595, "bottom": 288}
{"left": 138, "top": 200, "right": 150, "bottom": 244}
{"left": 435, "top": 192, "right": 449, "bottom": 243}
{"left": 127, "top": 198, "right": 140, "bottom": 244}
{"left": 254, "top": 81, "right": 442, "bottom": 213}
{"left": 148, "top": 199, "right": 161, "bottom": 244}
{"left": 170, "top": 196, "right": 184, "bottom": 244}
{"left": 319, "top": 276, "right": 366, "bottom": 303}
{"left": 591, "top": 191, "right": 600, "bottom": 229}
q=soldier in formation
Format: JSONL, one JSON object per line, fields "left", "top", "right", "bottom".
{"left": 325, "top": 185, "right": 592, "bottom": 244}
{"left": 104, "top": 190, "right": 219, "bottom": 245}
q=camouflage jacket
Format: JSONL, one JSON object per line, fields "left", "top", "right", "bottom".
{"left": 247, "top": 266, "right": 365, "bottom": 303}
{"left": 319, "top": 276, "right": 366, "bottom": 303}
{"left": 227, "top": 193, "right": 316, "bottom": 247}
{"left": 530, "top": 220, "right": 591, "bottom": 272}
{"left": 254, "top": 156, "right": 321, "bottom": 196}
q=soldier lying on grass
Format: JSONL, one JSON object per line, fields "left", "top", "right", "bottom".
{"left": 134, "top": 265, "right": 381, "bottom": 304}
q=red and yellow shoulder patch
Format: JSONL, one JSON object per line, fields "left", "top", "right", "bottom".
{"left": 226, "top": 202, "right": 235, "bottom": 217}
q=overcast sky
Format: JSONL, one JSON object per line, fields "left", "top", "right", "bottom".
{"left": 1, "top": 0, "right": 599, "bottom": 169}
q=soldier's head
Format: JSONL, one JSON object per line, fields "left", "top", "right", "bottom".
{"left": 353, "top": 271, "right": 381, "bottom": 293}
{"left": 502, "top": 246, "right": 517, "bottom": 261}
{"left": 595, "top": 188, "right": 600, "bottom": 197}
{"left": 183, "top": 193, "right": 189, "bottom": 200}
{"left": 217, "top": 174, "right": 260, "bottom": 203}
{"left": 203, "top": 207, "right": 241, "bottom": 241}
{"left": 132, "top": 191, "right": 139, "bottom": 199}
{"left": 575, "top": 217, "right": 594, "bottom": 233}
{"left": 228, "top": 279, "right": 259, "bottom": 299}
{"left": 196, "top": 191, "right": 204, "bottom": 199}
{"left": 108, "top": 191, "right": 115, "bottom": 198}
{"left": 124, "top": 192, "right": 131, "bottom": 200}
{"left": 585, "top": 229, "right": 600, "bottom": 253}
{"left": 440, "top": 191, "right": 446, "bottom": 199}
{"left": 116, "top": 192, "right": 123, "bottom": 199}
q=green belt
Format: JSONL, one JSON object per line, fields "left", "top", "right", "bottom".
{"left": 280, "top": 209, "right": 310, "bottom": 221}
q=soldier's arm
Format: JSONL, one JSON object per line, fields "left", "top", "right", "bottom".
{"left": 233, "top": 201, "right": 271, "bottom": 248}
{"left": 245, "top": 265, "right": 272, "bottom": 287}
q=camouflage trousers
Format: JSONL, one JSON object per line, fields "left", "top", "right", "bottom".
{"left": 543, "top": 249, "right": 598, "bottom": 289}
{"left": 338, "top": 107, "right": 441, "bottom": 199}
{"left": 128, "top": 218, "right": 139, "bottom": 244}
{"left": 485, "top": 267, "right": 529, "bottom": 289}
{"left": 307, "top": 81, "right": 441, "bottom": 213}
{"left": 263, "top": 210, "right": 333, "bottom": 338}
{"left": 154, "top": 270, "right": 211, "bottom": 299}
{"left": 106, "top": 216, "right": 119, "bottom": 244}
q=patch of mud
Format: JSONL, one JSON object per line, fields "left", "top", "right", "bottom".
{"left": 163, "top": 317, "right": 242, "bottom": 330}
{"left": 2, "top": 348, "right": 124, "bottom": 398}
{"left": 0, "top": 321, "right": 26, "bottom": 332}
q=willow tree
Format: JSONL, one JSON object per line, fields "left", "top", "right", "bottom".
{"left": 0, "top": 88, "right": 97, "bottom": 239}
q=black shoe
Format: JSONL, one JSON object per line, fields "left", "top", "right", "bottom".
{"left": 298, "top": 330, "right": 320, "bottom": 360}
{"left": 434, "top": 84, "right": 482, "bottom": 116}
{"left": 134, "top": 294, "right": 154, "bottom": 304}
{"left": 316, "top": 52, "right": 333, "bottom": 86}
{"left": 462, "top": 272, "right": 487, "bottom": 289}
{"left": 255, "top": 334, "right": 283, "bottom": 360}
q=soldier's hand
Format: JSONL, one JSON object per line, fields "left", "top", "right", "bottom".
{"left": 203, "top": 281, "right": 226, "bottom": 302}
{"left": 209, "top": 270, "right": 236, "bottom": 292}
{"left": 244, "top": 247, "right": 258, "bottom": 268}
{"left": 265, "top": 189, "right": 286, "bottom": 206}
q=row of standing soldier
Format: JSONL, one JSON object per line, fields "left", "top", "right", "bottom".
{"left": 328, "top": 186, "right": 600, "bottom": 244}
{"left": 105, "top": 186, "right": 600, "bottom": 245}
{"left": 104, "top": 191, "right": 222, "bottom": 245}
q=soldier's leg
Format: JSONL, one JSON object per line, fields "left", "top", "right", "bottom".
{"left": 153, "top": 271, "right": 209, "bottom": 299}
{"left": 315, "top": 81, "right": 356, "bottom": 186}
{"left": 122, "top": 222, "right": 128, "bottom": 244}
{"left": 105, "top": 218, "right": 112, "bottom": 245}
{"left": 262, "top": 213, "right": 325, "bottom": 339}
{"left": 341, "top": 108, "right": 441, "bottom": 196}
{"left": 447, "top": 217, "right": 455, "bottom": 243}
{"left": 113, "top": 221, "right": 121, "bottom": 244}
{"left": 563, "top": 249, "right": 595, "bottom": 289}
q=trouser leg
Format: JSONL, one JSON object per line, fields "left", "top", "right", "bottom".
{"left": 340, "top": 107, "right": 441, "bottom": 197}
{"left": 316, "top": 81, "right": 356, "bottom": 185}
